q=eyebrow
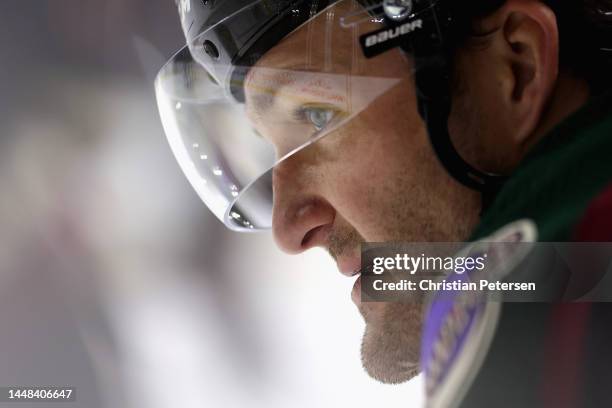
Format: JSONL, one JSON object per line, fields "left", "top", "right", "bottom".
{"left": 245, "top": 59, "right": 352, "bottom": 118}
{"left": 244, "top": 72, "right": 297, "bottom": 118}
{"left": 248, "top": 92, "right": 277, "bottom": 118}
{"left": 244, "top": 59, "right": 325, "bottom": 116}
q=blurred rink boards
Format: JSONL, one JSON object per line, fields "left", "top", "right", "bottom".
{"left": 0, "top": 1, "right": 423, "bottom": 407}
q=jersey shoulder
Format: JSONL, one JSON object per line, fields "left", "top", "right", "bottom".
{"left": 574, "top": 182, "right": 612, "bottom": 241}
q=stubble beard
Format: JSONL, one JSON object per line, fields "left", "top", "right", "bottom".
{"left": 360, "top": 301, "right": 424, "bottom": 383}
{"left": 326, "top": 147, "right": 479, "bottom": 384}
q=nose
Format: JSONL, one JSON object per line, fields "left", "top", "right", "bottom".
{"left": 271, "top": 160, "right": 336, "bottom": 254}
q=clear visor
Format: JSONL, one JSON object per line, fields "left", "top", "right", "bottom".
{"left": 155, "top": 0, "right": 426, "bottom": 231}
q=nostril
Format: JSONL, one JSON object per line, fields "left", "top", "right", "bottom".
{"left": 272, "top": 193, "right": 336, "bottom": 254}
{"left": 300, "top": 224, "right": 331, "bottom": 250}
{"left": 301, "top": 225, "right": 322, "bottom": 248}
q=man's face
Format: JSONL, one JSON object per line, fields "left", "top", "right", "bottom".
{"left": 244, "top": 0, "right": 481, "bottom": 383}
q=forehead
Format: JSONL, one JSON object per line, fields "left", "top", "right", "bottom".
{"left": 242, "top": 0, "right": 416, "bottom": 120}
{"left": 249, "top": 0, "right": 380, "bottom": 76}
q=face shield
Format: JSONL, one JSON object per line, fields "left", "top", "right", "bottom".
{"left": 155, "top": 0, "right": 497, "bottom": 232}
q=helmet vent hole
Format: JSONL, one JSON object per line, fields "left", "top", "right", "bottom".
{"left": 203, "top": 40, "right": 220, "bottom": 59}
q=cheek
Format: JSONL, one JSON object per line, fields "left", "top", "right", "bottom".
{"left": 319, "top": 107, "right": 430, "bottom": 239}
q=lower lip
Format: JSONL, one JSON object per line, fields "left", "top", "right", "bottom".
{"left": 351, "top": 275, "right": 361, "bottom": 304}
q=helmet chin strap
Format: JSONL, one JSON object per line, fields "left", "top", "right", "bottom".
{"left": 415, "top": 61, "right": 507, "bottom": 186}
{"left": 394, "top": 0, "right": 507, "bottom": 211}
{"left": 417, "top": 87, "right": 507, "bottom": 211}
{"left": 414, "top": 58, "right": 507, "bottom": 211}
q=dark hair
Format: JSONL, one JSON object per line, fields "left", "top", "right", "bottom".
{"left": 455, "top": 0, "right": 612, "bottom": 90}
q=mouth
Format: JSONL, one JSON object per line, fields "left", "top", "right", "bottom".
{"left": 334, "top": 255, "right": 363, "bottom": 304}
{"left": 336, "top": 256, "right": 361, "bottom": 277}
{"left": 351, "top": 274, "right": 362, "bottom": 305}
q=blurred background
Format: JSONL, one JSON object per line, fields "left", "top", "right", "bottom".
{"left": 0, "top": 1, "right": 422, "bottom": 407}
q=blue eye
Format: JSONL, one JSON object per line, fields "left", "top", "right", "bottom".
{"left": 304, "top": 107, "right": 335, "bottom": 132}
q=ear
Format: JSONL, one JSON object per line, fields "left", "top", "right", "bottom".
{"left": 500, "top": 0, "right": 559, "bottom": 147}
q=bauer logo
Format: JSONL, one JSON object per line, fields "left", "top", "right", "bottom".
{"left": 360, "top": 19, "right": 423, "bottom": 58}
